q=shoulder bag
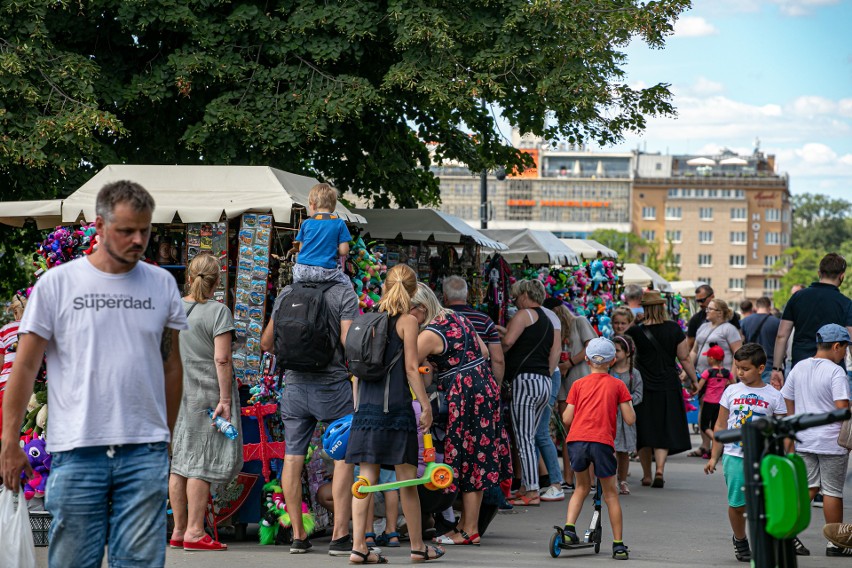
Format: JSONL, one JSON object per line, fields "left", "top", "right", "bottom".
{"left": 838, "top": 419, "right": 852, "bottom": 451}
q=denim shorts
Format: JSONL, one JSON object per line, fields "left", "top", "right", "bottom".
{"left": 45, "top": 442, "right": 169, "bottom": 568}
{"left": 567, "top": 441, "right": 617, "bottom": 478}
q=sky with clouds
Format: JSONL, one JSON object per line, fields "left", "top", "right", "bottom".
{"left": 605, "top": 0, "right": 851, "bottom": 200}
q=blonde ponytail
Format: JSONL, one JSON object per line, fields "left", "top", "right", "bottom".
{"left": 378, "top": 264, "right": 417, "bottom": 316}
{"left": 187, "top": 253, "right": 220, "bottom": 303}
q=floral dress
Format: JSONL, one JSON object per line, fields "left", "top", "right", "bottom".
{"left": 426, "top": 311, "right": 512, "bottom": 492}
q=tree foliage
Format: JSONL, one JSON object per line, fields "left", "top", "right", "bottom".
{"left": 1, "top": 0, "right": 689, "bottom": 209}
{"left": 791, "top": 193, "right": 852, "bottom": 252}
{"left": 772, "top": 246, "right": 852, "bottom": 308}
{"left": 588, "top": 229, "right": 648, "bottom": 264}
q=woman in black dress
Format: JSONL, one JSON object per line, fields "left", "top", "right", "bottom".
{"left": 346, "top": 265, "right": 444, "bottom": 563}
{"left": 625, "top": 290, "right": 698, "bottom": 488}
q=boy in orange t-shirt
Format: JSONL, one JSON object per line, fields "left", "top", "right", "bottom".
{"left": 561, "top": 337, "right": 635, "bottom": 560}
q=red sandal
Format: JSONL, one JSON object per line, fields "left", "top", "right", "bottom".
{"left": 183, "top": 534, "right": 227, "bottom": 551}
{"left": 510, "top": 493, "right": 540, "bottom": 507}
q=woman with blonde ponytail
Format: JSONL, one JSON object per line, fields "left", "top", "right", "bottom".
{"left": 168, "top": 253, "right": 242, "bottom": 551}
{"left": 346, "top": 264, "right": 444, "bottom": 563}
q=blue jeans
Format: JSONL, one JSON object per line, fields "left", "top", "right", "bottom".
{"left": 534, "top": 370, "right": 564, "bottom": 486}
{"left": 45, "top": 442, "right": 170, "bottom": 568}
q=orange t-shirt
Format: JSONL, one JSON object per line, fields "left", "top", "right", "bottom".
{"left": 566, "top": 373, "right": 632, "bottom": 448}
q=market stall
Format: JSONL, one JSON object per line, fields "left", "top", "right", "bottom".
{"left": 481, "top": 229, "right": 581, "bottom": 266}
{"left": 0, "top": 164, "right": 368, "bottom": 538}
{"left": 352, "top": 208, "right": 507, "bottom": 304}
{"left": 622, "top": 263, "right": 673, "bottom": 293}
{"left": 559, "top": 238, "right": 619, "bottom": 260}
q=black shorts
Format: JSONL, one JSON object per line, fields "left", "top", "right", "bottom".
{"left": 700, "top": 401, "right": 721, "bottom": 433}
{"left": 567, "top": 441, "right": 617, "bottom": 478}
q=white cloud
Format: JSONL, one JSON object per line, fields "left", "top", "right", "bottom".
{"left": 794, "top": 142, "right": 837, "bottom": 164}
{"left": 771, "top": 0, "right": 840, "bottom": 17}
{"left": 673, "top": 17, "right": 719, "bottom": 38}
{"left": 674, "top": 77, "right": 725, "bottom": 97}
{"left": 791, "top": 95, "right": 838, "bottom": 116}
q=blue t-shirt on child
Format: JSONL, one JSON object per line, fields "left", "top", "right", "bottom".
{"left": 295, "top": 213, "right": 352, "bottom": 269}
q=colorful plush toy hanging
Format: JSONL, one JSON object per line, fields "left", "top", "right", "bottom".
{"left": 259, "top": 480, "right": 316, "bottom": 545}
{"left": 20, "top": 431, "right": 51, "bottom": 500}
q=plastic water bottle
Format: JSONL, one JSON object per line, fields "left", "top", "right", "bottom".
{"left": 207, "top": 408, "right": 238, "bottom": 440}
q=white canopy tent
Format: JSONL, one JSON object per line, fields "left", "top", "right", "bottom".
{"left": 686, "top": 157, "right": 716, "bottom": 166}
{"left": 559, "top": 238, "right": 618, "bottom": 260}
{"left": 622, "top": 263, "right": 673, "bottom": 293}
{"left": 353, "top": 208, "right": 507, "bottom": 250}
{"left": 0, "top": 200, "right": 63, "bottom": 229}
{"left": 61, "top": 165, "right": 365, "bottom": 224}
{"left": 669, "top": 280, "right": 708, "bottom": 298}
{"left": 481, "top": 229, "right": 581, "bottom": 265}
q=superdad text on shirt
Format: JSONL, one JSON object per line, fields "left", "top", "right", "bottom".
{"left": 73, "top": 294, "right": 156, "bottom": 311}
{"left": 731, "top": 396, "right": 771, "bottom": 409}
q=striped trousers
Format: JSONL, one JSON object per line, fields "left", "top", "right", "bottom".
{"left": 510, "top": 373, "right": 552, "bottom": 491}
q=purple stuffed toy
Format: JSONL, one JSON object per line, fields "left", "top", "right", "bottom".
{"left": 20, "top": 433, "right": 51, "bottom": 500}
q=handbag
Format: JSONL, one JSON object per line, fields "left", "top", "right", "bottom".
{"left": 0, "top": 490, "right": 37, "bottom": 568}
{"left": 502, "top": 309, "right": 553, "bottom": 403}
{"left": 838, "top": 419, "right": 852, "bottom": 451}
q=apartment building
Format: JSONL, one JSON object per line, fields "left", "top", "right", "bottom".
{"left": 632, "top": 150, "right": 791, "bottom": 301}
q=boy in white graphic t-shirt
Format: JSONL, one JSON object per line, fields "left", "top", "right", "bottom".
{"left": 705, "top": 343, "right": 787, "bottom": 563}
{"left": 781, "top": 323, "right": 852, "bottom": 558}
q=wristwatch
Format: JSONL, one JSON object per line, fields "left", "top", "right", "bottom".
{"left": 772, "top": 367, "right": 785, "bottom": 374}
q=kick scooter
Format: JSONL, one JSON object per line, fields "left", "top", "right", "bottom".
{"left": 548, "top": 479, "right": 604, "bottom": 558}
{"left": 352, "top": 433, "right": 454, "bottom": 498}
{"left": 715, "top": 408, "right": 850, "bottom": 568}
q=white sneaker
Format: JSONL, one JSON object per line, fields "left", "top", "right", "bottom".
{"left": 539, "top": 485, "right": 565, "bottom": 502}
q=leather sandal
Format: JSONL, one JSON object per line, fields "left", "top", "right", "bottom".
{"left": 350, "top": 549, "right": 388, "bottom": 564}
{"left": 410, "top": 545, "right": 445, "bottom": 562}
{"left": 183, "top": 534, "right": 227, "bottom": 551}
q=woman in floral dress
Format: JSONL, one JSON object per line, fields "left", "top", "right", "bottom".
{"left": 412, "top": 283, "right": 511, "bottom": 546}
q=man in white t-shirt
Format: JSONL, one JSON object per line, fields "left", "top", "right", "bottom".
{"left": 780, "top": 323, "right": 852, "bottom": 558}
{"left": 0, "top": 181, "right": 188, "bottom": 568}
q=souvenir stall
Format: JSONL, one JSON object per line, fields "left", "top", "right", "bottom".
{"left": 0, "top": 164, "right": 367, "bottom": 539}
{"left": 351, "top": 208, "right": 507, "bottom": 305}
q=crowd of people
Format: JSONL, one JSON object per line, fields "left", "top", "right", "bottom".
{"left": 1, "top": 179, "right": 852, "bottom": 566}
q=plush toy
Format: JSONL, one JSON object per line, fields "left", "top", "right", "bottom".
{"left": 259, "top": 480, "right": 316, "bottom": 545}
{"left": 597, "top": 315, "right": 613, "bottom": 339}
{"left": 590, "top": 259, "right": 608, "bottom": 291}
{"left": 20, "top": 432, "right": 51, "bottom": 500}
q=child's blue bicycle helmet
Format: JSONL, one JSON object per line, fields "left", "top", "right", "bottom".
{"left": 322, "top": 414, "right": 353, "bottom": 460}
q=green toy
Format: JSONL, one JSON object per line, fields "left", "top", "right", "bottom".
{"left": 352, "top": 434, "right": 453, "bottom": 498}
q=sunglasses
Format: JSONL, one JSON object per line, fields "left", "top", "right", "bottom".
{"left": 696, "top": 296, "right": 710, "bottom": 304}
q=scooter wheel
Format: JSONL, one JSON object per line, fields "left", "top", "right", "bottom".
{"left": 549, "top": 532, "right": 562, "bottom": 558}
{"left": 595, "top": 542, "right": 600, "bottom": 554}
{"left": 430, "top": 465, "right": 453, "bottom": 489}
{"left": 424, "top": 482, "right": 438, "bottom": 491}
{"left": 352, "top": 476, "right": 370, "bottom": 499}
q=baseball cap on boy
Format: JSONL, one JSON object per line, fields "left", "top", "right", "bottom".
{"left": 586, "top": 337, "right": 616, "bottom": 365}
{"left": 702, "top": 345, "right": 725, "bottom": 361}
{"left": 816, "top": 323, "right": 851, "bottom": 344}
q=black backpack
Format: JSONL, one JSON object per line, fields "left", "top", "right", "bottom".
{"left": 274, "top": 282, "right": 336, "bottom": 373}
{"left": 345, "top": 312, "right": 402, "bottom": 383}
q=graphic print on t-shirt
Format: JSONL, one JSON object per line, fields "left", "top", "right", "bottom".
{"left": 72, "top": 292, "right": 156, "bottom": 311}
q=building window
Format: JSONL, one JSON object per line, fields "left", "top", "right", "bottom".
{"left": 729, "top": 278, "right": 745, "bottom": 290}
{"left": 765, "top": 232, "right": 781, "bottom": 245}
{"left": 666, "top": 230, "right": 682, "bottom": 243}
{"left": 699, "top": 207, "right": 713, "bottom": 220}
{"left": 641, "top": 230, "right": 656, "bottom": 241}
{"left": 699, "top": 231, "right": 713, "bottom": 244}
{"left": 782, "top": 209, "right": 791, "bottom": 222}
{"left": 673, "top": 253, "right": 682, "bottom": 267}
{"left": 730, "top": 255, "right": 746, "bottom": 267}
{"left": 730, "top": 231, "right": 747, "bottom": 245}
{"left": 764, "top": 278, "right": 781, "bottom": 291}
{"left": 698, "top": 254, "right": 713, "bottom": 267}
{"left": 640, "top": 252, "right": 649, "bottom": 264}
{"left": 765, "top": 255, "right": 780, "bottom": 268}
{"left": 735, "top": 190, "right": 745, "bottom": 199}
{"left": 642, "top": 206, "right": 656, "bottom": 220}
{"left": 731, "top": 207, "right": 747, "bottom": 221}
{"left": 665, "top": 206, "right": 682, "bottom": 220}
{"left": 765, "top": 208, "right": 781, "bottom": 222}
{"left": 699, "top": 277, "right": 712, "bottom": 286}
{"left": 781, "top": 233, "right": 789, "bottom": 245}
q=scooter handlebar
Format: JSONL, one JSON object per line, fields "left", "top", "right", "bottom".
{"left": 713, "top": 409, "right": 851, "bottom": 444}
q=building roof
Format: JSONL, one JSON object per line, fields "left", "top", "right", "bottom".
{"left": 353, "top": 208, "right": 507, "bottom": 250}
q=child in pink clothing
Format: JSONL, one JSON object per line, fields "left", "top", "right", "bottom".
{"left": 694, "top": 345, "right": 736, "bottom": 458}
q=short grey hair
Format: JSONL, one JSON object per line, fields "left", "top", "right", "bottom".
{"left": 96, "top": 180, "right": 155, "bottom": 223}
{"left": 443, "top": 276, "right": 468, "bottom": 303}
{"left": 511, "top": 279, "right": 546, "bottom": 305}
{"left": 623, "top": 284, "right": 644, "bottom": 302}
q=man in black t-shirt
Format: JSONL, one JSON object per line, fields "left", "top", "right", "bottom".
{"left": 687, "top": 285, "right": 741, "bottom": 350}
{"left": 771, "top": 253, "right": 852, "bottom": 388}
